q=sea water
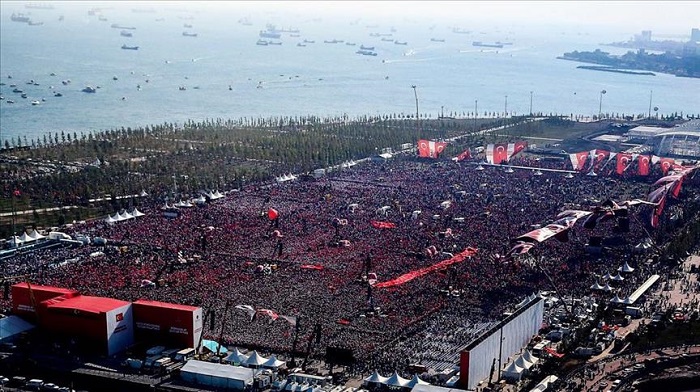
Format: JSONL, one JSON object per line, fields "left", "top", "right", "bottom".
{"left": 1, "top": 2, "right": 699, "bottom": 146}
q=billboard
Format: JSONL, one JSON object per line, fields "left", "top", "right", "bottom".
{"left": 459, "top": 295, "right": 544, "bottom": 389}
{"left": 132, "top": 300, "right": 203, "bottom": 348}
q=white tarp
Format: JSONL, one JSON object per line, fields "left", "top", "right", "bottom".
{"left": 180, "top": 360, "right": 254, "bottom": 390}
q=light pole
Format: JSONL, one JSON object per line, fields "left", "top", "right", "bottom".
{"left": 504, "top": 95, "right": 508, "bottom": 117}
{"left": 474, "top": 99, "right": 478, "bottom": 132}
{"left": 598, "top": 89, "right": 606, "bottom": 120}
{"left": 441, "top": 105, "right": 444, "bottom": 119}
{"left": 411, "top": 85, "right": 419, "bottom": 139}
{"left": 529, "top": 91, "right": 533, "bottom": 116}
{"left": 648, "top": 90, "right": 653, "bottom": 119}
{"left": 497, "top": 327, "right": 505, "bottom": 381}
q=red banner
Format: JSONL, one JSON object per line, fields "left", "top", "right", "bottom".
{"left": 374, "top": 247, "right": 478, "bottom": 288}
{"left": 637, "top": 155, "right": 651, "bottom": 176}
{"left": 615, "top": 153, "right": 633, "bottom": 175}
{"left": 418, "top": 140, "right": 447, "bottom": 158}
{"left": 659, "top": 158, "right": 675, "bottom": 175}
{"left": 371, "top": 220, "right": 396, "bottom": 229}
{"left": 569, "top": 151, "right": 589, "bottom": 171}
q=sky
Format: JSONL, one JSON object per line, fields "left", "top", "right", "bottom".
{"left": 199, "top": 1, "right": 699, "bottom": 33}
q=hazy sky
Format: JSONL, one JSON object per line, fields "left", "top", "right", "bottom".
{"left": 200, "top": 1, "right": 699, "bottom": 33}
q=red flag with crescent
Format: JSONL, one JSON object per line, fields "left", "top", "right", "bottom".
{"left": 487, "top": 143, "right": 509, "bottom": 164}
{"left": 616, "top": 153, "right": 632, "bottom": 175}
{"left": 659, "top": 158, "right": 675, "bottom": 175}
{"left": 569, "top": 151, "right": 589, "bottom": 171}
{"left": 418, "top": 139, "right": 447, "bottom": 158}
{"left": 637, "top": 155, "right": 651, "bottom": 176}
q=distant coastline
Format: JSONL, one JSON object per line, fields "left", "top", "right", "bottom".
{"left": 558, "top": 48, "right": 699, "bottom": 78}
{"left": 575, "top": 65, "right": 655, "bottom": 76}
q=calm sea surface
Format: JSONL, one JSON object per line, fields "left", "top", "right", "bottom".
{"left": 1, "top": 2, "right": 699, "bottom": 145}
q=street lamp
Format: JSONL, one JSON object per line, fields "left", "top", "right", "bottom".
{"left": 474, "top": 99, "right": 478, "bottom": 131}
{"left": 648, "top": 90, "right": 653, "bottom": 119}
{"left": 411, "top": 85, "right": 419, "bottom": 139}
{"left": 598, "top": 89, "right": 607, "bottom": 120}
{"left": 529, "top": 91, "right": 533, "bottom": 116}
{"left": 504, "top": 95, "right": 508, "bottom": 117}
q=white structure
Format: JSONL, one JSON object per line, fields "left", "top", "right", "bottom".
{"left": 180, "top": 360, "right": 254, "bottom": 390}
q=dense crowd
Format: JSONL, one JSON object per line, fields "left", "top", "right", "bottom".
{"left": 1, "top": 155, "right": 697, "bottom": 372}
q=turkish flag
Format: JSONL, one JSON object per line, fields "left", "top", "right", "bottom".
{"left": 267, "top": 208, "right": 279, "bottom": 220}
{"left": 616, "top": 153, "right": 633, "bottom": 175}
{"left": 637, "top": 155, "right": 651, "bottom": 176}
{"left": 418, "top": 140, "right": 447, "bottom": 158}
{"left": 487, "top": 143, "right": 509, "bottom": 164}
{"left": 569, "top": 151, "right": 590, "bottom": 171}
{"left": 659, "top": 158, "right": 675, "bottom": 175}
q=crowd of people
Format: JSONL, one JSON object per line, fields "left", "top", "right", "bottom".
{"left": 1, "top": 154, "right": 697, "bottom": 375}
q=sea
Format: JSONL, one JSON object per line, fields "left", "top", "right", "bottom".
{"left": 1, "top": 2, "right": 699, "bottom": 146}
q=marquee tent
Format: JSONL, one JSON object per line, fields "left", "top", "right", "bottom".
{"left": 618, "top": 261, "right": 635, "bottom": 273}
{"left": 502, "top": 361, "right": 524, "bottom": 381}
{"left": 262, "top": 354, "right": 286, "bottom": 370}
{"left": 244, "top": 350, "right": 267, "bottom": 368}
{"left": 385, "top": 372, "right": 410, "bottom": 388}
{"left": 363, "top": 371, "right": 388, "bottom": 386}
{"left": 225, "top": 347, "right": 249, "bottom": 365}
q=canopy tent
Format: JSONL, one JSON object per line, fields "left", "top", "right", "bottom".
{"left": 406, "top": 375, "right": 430, "bottom": 388}
{"left": 602, "top": 272, "right": 612, "bottom": 280}
{"left": 385, "top": 372, "right": 410, "bottom": 388}
{"left": 131, "top": 208, "right": 146, "bottom": 217}
{"left": 28, "top": 230, "right": 45, "bottom": 240}
{"left": 139, "top": 190, "right": 148, "bottom": 197}
{"left": 262, "top": 354, "right": 286, "bottom": 369}
{"left": 201, "top": 339, "right": 228, "bottom": 355}
{"left": 610, "top": 294, "right": 624, "bottom": 304}
{"left": 118, "top": 211, "right": 134, "bottom": 220}
{"left": 514, "top": 354, "right": 534, "bottom": 370}
{"left": 194, "top": 195, "right": 207, "bottom": 205}
{"left": 18, "top": 230, "right": 44, "bottom": 243}
{"left": 602, "top": 283, "right": 613, "bottom": 292}
{"left": 502, "top": 361, "right": 524, "bottom": 381}
{"left": 175, "top": 200, "right": 194, "bottom": 208}
{"left": 224, "top": 347, "right": 249, "bottom": 365}
{"left": 522, "top": 350, "right": 540, "bottom": 366}
{"left": 590, "top": 281, "right": 604, "bottom": 291}
{"left": 618, "top": 261, "right": 635, "bottom": 273}
{"left": 363, "top": 371, "right": 388, "bottom": 385}
{"left": 244, "top": 350, "right": 268, "bottom": 368}
{"left": 611, "top": 273, "right": 625, "bottom": 282}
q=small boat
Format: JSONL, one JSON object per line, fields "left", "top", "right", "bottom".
{"left": 345, "top": 42, "right": 356, "bottom": 46}
{"left": 121, "top": 44, "right": 139, "bottom": 50}
{"left": 297, "top": 43, "right": 306, "bottom": 47}
{"left": 21, "top": 93, "right": 28, "bottom": 98}
{"left": 259, "top": 30, "right": 281, "bottom": 39}
{"left": 12, "top": 88, "right": 23, "bottom": 93}
{"left": 430, "top": 38, "right": 445, "bottom": 42}
{"left": 256, "top": 39, "right": 269, "bottom": 46}
{"left": 82, "top": 86, "right": 97, "bottom": 93}
{"left": 113, "top": 76, "right": 118, "bottom": 80}
{"left": 178, "top": 86, "right": 186, "bottom": 91}
{"left": 303, "top": 39, "right": 315, "bottom": 44}
{"left": 98, "top": 16, "right": 107, "bottom": 22}
{"left": 268, "top": 41, "right": 282, "bottom": 45}
{"left": 473, "top": 41, "right": 503, "bottom": 48}
{"left": 54, "top": 92, "right": 62, "bottom": 97}
{"left": 290, "top": 33, "right": 300, "bottom": 37}
{"left": 360, "top": 45, "right": 375, "bottom": 50}
{"left": 28, "top": 20, "right": 44, "bottom": 26}
{"left": 11, "top": 13, "right": 31, "bottom": 23}
{"left": 394, "top": 41, "right": 408, "bottom": 45}
{"left": 6, "top": 100, "right": 15, "bottom": 104}
{"left": 31, "top": 100, "right": 40, "bottom": 105}
{"left": 183, "top": 23, "right": 193, "bottom": 28}
{"left": 112, "top": 24, "right": 136, "bottom": 30}
{"left": 182, "top": 31, "right": 198, "bottom": 37}
{"left": 120, "top": 30, "right": 133, "bottom": 37}
{"left": 381, "top": 37, "right": 393, "bottom": 42}
{"left": 324, "top": 39, "right": 341, "bottom": 44}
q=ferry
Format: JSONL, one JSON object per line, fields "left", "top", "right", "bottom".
{"left": 120, "top": 30, "right": 133, "bottom": 37}
{"left": 121, "top": 44, "right": 139, "bottom": 50}
{"left": 11, "top": 13, "right": 31, "bottom": 23}
{"left": 472, "top": 41, "right": 503, "bottom": 48}
{"left": 112, "top": 24, "right": 136, "bottom": 30}
{"left": 356, "top": 50, "right": 378, "bottom": 56}
{"left": 259, "top": 30, "right": 281, "bottom": 39}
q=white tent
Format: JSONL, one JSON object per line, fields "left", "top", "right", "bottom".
{"left": 406, "top": 375, "right": 430, "bottom": 388}
{"left": 262, "top": 354, "right": 286, "bottom": 370}
{"left": 522, "top": 350, "right": 540, "bottom": 366}
{"left": 194, "top": 196, "right": 207, "bottom": 205}
{"left": 502, "top": 361, "right": 524, "bottom": 381}
{"left": 118, "top": 211, "right": 134, "bottom": 220}
{"left": 514, "top": 354, "right": 534, "bottom": 370}
{"left": 105, "top": 215, "right": 118, "bottom": 224}
{"left": 602, "top": 283, "right": 613, "bottom": 292}
{"left": 18, "top": 232, "right": 35, "bottom": 243}
{"left": 602, "top": 272, "right": 612, "bottom": 280}
{"left": 590, "top": 281, "right": 604, "bottom": 291}
{"left": 140, "top": 190, "right": 148, "bottom": 197}
{"left": 224, "top": 348, "right": 249, "bottom": 365}
{"left": 618, "top": 261, "right": 635, "bottom": 273}
{"left": 610, "top": 294, "right": 624, "bottom": 304}
{"left": 611, "top": 273, "right": 625, "bottom": 282}
{"left": 385, "top": 372, "right": 410, "bottom": 388}
{"left": 475, "top": 165, "right": 485, "bottom": 171}
{"left": 244, "top": 350, "right": 268, "bottom": 368}
{"left": 131, "top": 208, "right": 146, "bottom": 217}
{"left": 28, "top": 230, "right": 45, "bottom": 240}
{"left": 363, "top": 371, "right": 388, "bottom": 386}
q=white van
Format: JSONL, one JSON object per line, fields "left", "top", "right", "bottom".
{"left": 27, "top": 379, "right": 44, "bottom": 389}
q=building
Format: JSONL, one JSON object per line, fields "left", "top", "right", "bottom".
{"left": 691, "top": 28, "right": 700, "bottom": 43}
{"left": 625, "top": 125, "right": 674, "bottom": 141}
{"left": 0, "top": 315, "right": 35, "bottom": 343}
{"left": 38, "top": 295, "right": 134, "bottom": 356}
{"left": 132, "top": 299, "right": 203, "bottom": 348}
{"left": 648, "top": 120, "right": 700, "bottom": 158}
{"left": 11, "top": 282, "right": 79, "bottom": 320}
